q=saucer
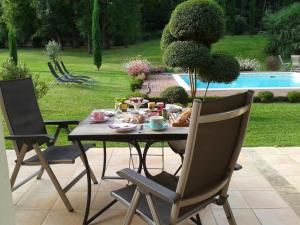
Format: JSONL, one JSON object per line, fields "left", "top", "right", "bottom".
{"left": 146, "top": 123, "right": 168, "bottom": 131}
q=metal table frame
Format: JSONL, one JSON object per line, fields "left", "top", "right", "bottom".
{"left": 68, "top": 117, "right": 189, "bottom": 225}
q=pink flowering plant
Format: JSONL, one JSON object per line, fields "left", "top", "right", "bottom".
{"left": 123, "top": 56, "right": 151, "bottom": 78}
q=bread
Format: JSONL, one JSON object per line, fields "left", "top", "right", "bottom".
{"left": 171, "top": 108, "right": 192, "bottom": 127}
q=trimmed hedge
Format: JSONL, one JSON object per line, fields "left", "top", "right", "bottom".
{"left": 257, "top": 91, "right": 274, "bottom": 103}
{"left": 163, "top": 41, "right": 211, "bottom": 68}
{"left": 130, "top": 78, "right": 143, "bottom": 91}
{"left": 287, "top": 91, "right": 300, "bottom": 103}
{"left": 169, "top": 0, "right": 225, "bottom": 45}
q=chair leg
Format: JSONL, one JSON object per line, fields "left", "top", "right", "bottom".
{"left": 146, "top": 194, "right": 162, "bottom": 225}
{"left": 10, "top": 145, "right": 27, "bottom": 188}
{"left": 174, "top": 154, "right": 184, "bottom": 176}
{"left": 37, "top": 167, "right": 44, "bottom": 180}
{"left": 33, "top": 144, "right": 74, "bottom": 212}
{"left": 223, "top": 199, "right": 237, "bottom": 225}
{"left": 122, "top": 189, "right": 141, "bottom": 225}
{"left": 80, "top": 155, "right": 98, "bottom": 184}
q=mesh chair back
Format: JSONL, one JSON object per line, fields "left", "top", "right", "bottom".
{"left": 174, "top": 91, "right": 253, "bottom": 211}
{"left": 0, "top": 78, "right": 47, "bottom": 153}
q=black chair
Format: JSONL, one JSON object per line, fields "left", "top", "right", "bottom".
{"left": 169, "top": 93, "right": 251, "bottom": 175}
{"left": 111, "top": 91, "right": 254, "bottom": 225}
{"left": 0, "top": 78, "right": 98, "bottom": 212}
{"left": 48, "top": 62, "right": 83, "bottom": 86}
{"left": 54, "top": 61, "right": 93, "bottom": 84}
{"left": 60, "top": 61, "right": 94, "bottom": 81}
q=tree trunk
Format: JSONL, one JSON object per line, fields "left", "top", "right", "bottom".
{"left": 87, "top": 34, "right": 92, "bottom": 55}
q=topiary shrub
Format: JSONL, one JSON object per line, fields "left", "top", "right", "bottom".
{"left": 163, "top": 41, "right": 211, "bottom": 68}
{"left": 160, "top": 24, "right": 177, "bottom": 50}
{"left": 160, "top": 86, "right": 189, "bottom": 106}
{"left": 257, "top": 91, "right": 274, "bottom": 103}
{"left": 161, "top": 0, "right": 239, "bottom": 98}
{"left": 198, "top": 53, "right": 240, "bottom": 83}
{"left": 287, "top": 91, "right": 300, "bottom": 103}
{"left": 169, "top": 0, "right": 225, "bottom": 45}
{"left": 130, "top": 78, "right": 143, "bottom": 91}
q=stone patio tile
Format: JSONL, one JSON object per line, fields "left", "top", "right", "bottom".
{"left": 15, "top": 209, "right": 48, "bottom": 225}
{"left": 254, "top": 208, "right": 300, "bottom": 225}
{"left": 16, "top": 191, "right": 58, "bottom": 210}
{"left": 260, "top": 154, "right": 295, "bottom": 165}
{"left": 212, "top": 208, "right": 261, "bottom": 225}
{"left": 211, "top": 191, "right": 249, "bottom": 209}
{"left": 241, "top": 191, "right": 289, "bottom": 208}
{"left": 52, "top": 192, "right": 96, "bottom": 211}
{"left": 232, "top": 176, "right": 273, "bottom": 191}
{"left": 272, "top": 163, "right": 300, "bottom": 176}
{"left": 284, "top": 176, "right": 300, "bottom": 191}
{"left": 42, "top": 210, "right": 83, "bottom": 225}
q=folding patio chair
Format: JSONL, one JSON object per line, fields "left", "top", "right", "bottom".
{"left": 0, "top": 78, "right": 98, "bottom": 212}
{"left": 278, "top": 55, "right": 291, "bottom": 71}
{"left": 60, "top": 61, "right": 94, "bottom": 82}
{"left": 111, "top": 91, "right": 254, "bottom": 225}
{"left": 168, "top": 92, "right": 252, "bottom": 175}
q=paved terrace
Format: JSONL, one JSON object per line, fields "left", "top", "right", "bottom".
{"left": 142, "top": 74, "right": 299, "bottom": 97}
{"left": 7, "top": 147, "right": 300, "bottom": 225}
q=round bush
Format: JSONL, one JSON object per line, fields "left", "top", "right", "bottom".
{"left": 287, "top": 91, "right": 300, "bottom": 103}
{"left": 160, "top": 86, "right": 189, "bottom": 106}
{"left": 198, "top": 53, "right": 240, "bottom": 83}
{"left": 169, "top": 0, "right": 225, "bottom": 45}
{"left": 257, "top": 91, "right": 274, "bottom": 103}
{"left": 160, "top": 24, "right": 177, "bottom": 50}
{"left": 163, "top": 41, "right": 211, "bottom": 68}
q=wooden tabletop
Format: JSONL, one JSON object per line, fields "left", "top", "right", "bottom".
{"left": 68, "top": 114, "right": 188, "bottom": 142}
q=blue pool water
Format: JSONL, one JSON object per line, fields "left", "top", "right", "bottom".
{"left": 176, "top": 72, "right": 300, "bottom": 89}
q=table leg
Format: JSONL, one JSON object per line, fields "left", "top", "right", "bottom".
{"left": 128, "top": 141, "right": 143, "bottom": 173}
{"left": 142, "top": 140, "right": 156, "bottom": 178}
{"left": 76, "top": 141, "right": 92, "bottom": 225}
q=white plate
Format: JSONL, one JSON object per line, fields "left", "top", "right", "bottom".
{"left": 90, "top": 116, "right": 110, "bottom": 123}
{"left": 108, "top": 123, "right": 137, "bottom": 133}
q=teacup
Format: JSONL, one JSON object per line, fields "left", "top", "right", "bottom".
{"left": 149, "top": 116, "right": 165, "bottom": 130}
{"left": 91, "top": 110, "right": 105, "bottom": 121}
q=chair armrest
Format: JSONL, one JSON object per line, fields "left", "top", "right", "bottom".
{"left": 5, "top": 134, "right": 53, "bottom": 144}
{"left": 44, "top": 120, "right": 80, "bottom": 126}
{"left": 117, "top": 168, "right": 180, "bottom": 204}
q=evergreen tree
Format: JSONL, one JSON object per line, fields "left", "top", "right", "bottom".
{"left": 8, "top": 29, "right": 18, "bottom": 64}
{"left": 249, "top": 0, "right": 256, "bottom": 33}
{"left": 92, "top": 0, "right": 102, "bottom": 70}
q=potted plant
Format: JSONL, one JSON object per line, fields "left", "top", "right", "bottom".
{"left": 161, "top": 0, "right": 240, "bottom": 99}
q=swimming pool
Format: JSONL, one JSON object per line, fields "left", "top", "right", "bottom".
{"left": 173, "top": 72, "right": 300, "bottom": 90}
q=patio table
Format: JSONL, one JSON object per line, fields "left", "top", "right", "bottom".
{"left": 68, "top": 114, "right": 189, "bottom": 225}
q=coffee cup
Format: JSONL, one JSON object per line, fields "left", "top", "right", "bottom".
{"left": 149, "top": 116, "right": 165, "bottom": 129}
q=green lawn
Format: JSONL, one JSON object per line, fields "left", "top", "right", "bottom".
{"left": 0, "top": 35, "right": 299, "bottom": 147}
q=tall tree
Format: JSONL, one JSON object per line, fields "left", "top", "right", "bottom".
{"left": 249, "top": 0, "right": 257, "bottom": 33}
{"left": 107, "top": 0, "right": 141, "bottom": 47}
{"left": 228, "top": 0, "right": 237, "bottom": 32}
{"left": 73, "top": 0, "right": 93, "bottom": 54}
{"left": 8, "top": 29, "right": 17, "bottom": 64}
{"left": 92, "top": 0, "right": 102, "bottom": 70}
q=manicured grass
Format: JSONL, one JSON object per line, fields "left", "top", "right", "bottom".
{"left": 0, "top": 35, "right": 299, "bottom": 147}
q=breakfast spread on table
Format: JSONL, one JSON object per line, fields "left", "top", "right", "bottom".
{"left": 90, "top": 99, "right": 192, "bottom": 132}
